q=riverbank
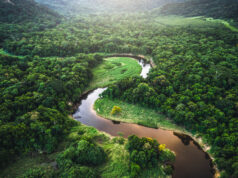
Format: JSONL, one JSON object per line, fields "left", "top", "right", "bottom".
{"left": 72, "top": 54, "right": 217, "bottom": 177}
{"left": 86, "top": 56, "right": 142, "bottom": 91}
{"left": 94, "top": 97, "right": 219, "bottom": 177}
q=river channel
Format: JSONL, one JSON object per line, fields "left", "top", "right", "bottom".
{"left": 73, "top": 58, "right": 214, "bottom": 178}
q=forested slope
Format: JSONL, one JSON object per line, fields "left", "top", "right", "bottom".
{"left": 158, "top": 0, "right": 238, "bottom": 20}
{"left": 36, "top": 0, "right": 186, "bottom": 14}
{"left": 0, "top": 0, "right": 238, "bottom": 177}
{"left": 0, "top": 51, "right": 104, "bottom": 166}
{"left": 0, "top": 0, "right": 60, "bottom": 23}
{"left": 0, "top": 0, "right": 61, "bottom": 46}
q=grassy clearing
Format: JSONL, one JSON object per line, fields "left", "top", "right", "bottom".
{"left": 155, "top": 15, "right": 218, "bottom": 27}
{"left": 87, "top": 57, "right": 141, "bottom": 90}
{"left": 155, "top": 15, "right": 238, "bottom": 33}
{"left": 205, "top": 17, "right": 238, "bottom": 32}
{"left": 94, "top": 98, "right": 186, "bottom": 132}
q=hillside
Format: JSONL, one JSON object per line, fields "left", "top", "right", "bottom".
{"left": 0, "top": 0, "right": 61, "bottom": 46}
{"left": 36, "top": 0, "right": 186, "bottom": 15}
{"left": 158, "top": 0, "right": 238, "bottom": 20}
{"left": 0, "top": 0, "right": 61, "bottom": 23}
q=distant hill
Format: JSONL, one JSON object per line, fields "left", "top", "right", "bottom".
{"left": 0, "top": 0, "right": 61, "bottom": 23}
{"left": 36, "top": 0, "right": 186, "bottom": 15}
{"left": 158, "top": 0, "right": 238, "bottom": 20}
{"left": 35, "top": 0, "right": 95, "bottom": 15}
{"left": 0, "top": 0, "right": 61, "bottom": 46}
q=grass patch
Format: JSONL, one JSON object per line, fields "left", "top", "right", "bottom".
{"left": 100, "top": 142, "right": 130, "bottom": 178}
{"left": 87, "top": 57, "right": 141, "bottom": 90}
{"left": 94, "top": 98, "right": 186, "bottom": 132}
{"left": 205, "top": 17, "right": 238, "bottom": 32}
{"left": 155, "top": 15, "right": 217, "bottom": 27}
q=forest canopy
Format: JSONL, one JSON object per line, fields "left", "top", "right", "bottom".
{"left": 0, "top": 0, "right": 238, "bottom": 177}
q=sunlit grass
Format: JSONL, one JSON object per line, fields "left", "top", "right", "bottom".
{"left": 205, "top": 17, "right": 238, "bottom": 32}
{"left": 154, "top": 15, "right": 238, "bottom": 33}
{"left": 94, "top": 98, "right": 186, "bottom": 132}
{"left": 155, "top": 15, "right": 225, "bottom": 29}
{"left": 155, "top": 15, "right": 210, "bottom": 26}
{"left": 87, "top": 57, "right": 141, "bottom": 91}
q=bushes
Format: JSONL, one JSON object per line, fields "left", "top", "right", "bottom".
{"left": 57, "top": 139, "right": 106, "bottom": 167}
{"left": 100, "top": 29, "right": 238, "bottom": 175}
{"left": 19, "top": 167, "right": 53, "bottom": 178}
{"left": 111, "top": 106, "right": 122, "bottom": 115}
{"left": 112, "top": 136, "right": 125, "bottom": 144}
{"left": 158, "top": 144, "right": 166, "bottom": 152}
{"left": 164, "top": 165, "right": 173, "bottom": 175}
{"left": 126, "top": 135, "right": 175, "bottom": 176}
{"left": 60, "top": 166, "right": 97, "bottom": 178}
{"left": 75, "top": 139, "right": 106, "bottom": 165}
{"left": 21, "top": 166, "right": 97, "bottom": 178}
{"left": 130, "top": 162, "right": 141, "bottom": 178}
{"left": 159, "top": 148, "right": 175, "bottom": 163}
{"left": 126, "top": 135, "right": 160, "bottom": 176}
{"left": 56, "top": 138, "right": 106, "bottom": 177}
{"left": 0, "top": 53, "right": 100, "bottom": 166}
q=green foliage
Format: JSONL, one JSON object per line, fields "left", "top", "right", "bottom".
{"left": 127, "top": 136, "right": 159, "bottom": 174}
{"left": 60, "top": 166, "right": 97, "bottom": 178}
{"left": 125, "top": 135, "right": 175, "bottom": 176}
{"left": 159, "top": 149, "right": 176, "bottom": 163}
{"left": 0, "top": 0, "right": 60, "bottom": 24}
{"left": 0, "top": 0, "right": 61, "bottom": 45}
{"left": 55, "top": 137, "right": 106, "bottom": 178}
{"left": 99, "top": 15, "right": 238, "bottom": 175}
{"left": 159, "top": 0, "right": 238, "bottom": 20}
{"left": 94, "top": 97, "right": 183, "bottom": 130}
{"left": 88, "top": 57, "right": 141, "bottom": 90}
{"left": 57, "top": 139, "right": 106, "bottom": 167}
{"left": 130, "top": 162, "right": 141, "bottom": 178}
{"left": 111, "top": 106, "right": 122, "bottom": 115}
{"left": 0, "top": 52, "right": 102, "bottom": 167}
{"left": 19, "top": 167, "right": 52, "bottom": 178}
{"left": 112, "top": 136, "right": 125, "bottom": 145}
{"left": 1, "top": 2, "right": 238, "bottom": 176}
{"left": 163, "top": 165, "right": 173, "bottom": 175}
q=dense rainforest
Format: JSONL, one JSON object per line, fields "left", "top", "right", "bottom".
{"left": 0, "top": 0, "right": 61, "bottom": 47}
{"left": 0, "top": 0, "right": 238, "bottom": 177}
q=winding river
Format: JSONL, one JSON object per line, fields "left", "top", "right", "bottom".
{"left": 73, "top": 59, "right": 214, "bottom": 178}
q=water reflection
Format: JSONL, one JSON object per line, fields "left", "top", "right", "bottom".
{"left": 112, "top": 120, "right": 121, "bottom": 124}
{"left": 173, "top": 132, "right": 192, "bottom": 146}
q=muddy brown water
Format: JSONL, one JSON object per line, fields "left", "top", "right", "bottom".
{"left": 73, "top": 59, "right": 214, "bottom": 178}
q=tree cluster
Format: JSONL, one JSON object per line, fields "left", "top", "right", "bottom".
{"left": 0, "top": 52, "right": 103, "bottom": 167}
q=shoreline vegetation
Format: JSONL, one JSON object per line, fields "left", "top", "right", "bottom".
{"left": 0, "top": 58, "right": 175, "bottom": 177}
{"left": 1, "top": 0, "right": 237, "bottom": 175}
{"left": 85, "top": 55, "right": 218, "bottom": 176}
{"left": 0, "top": 115, "right": 175, "bottom": 178}
{"left": 94, "top": 97, "right": 220, "bottom": 177}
